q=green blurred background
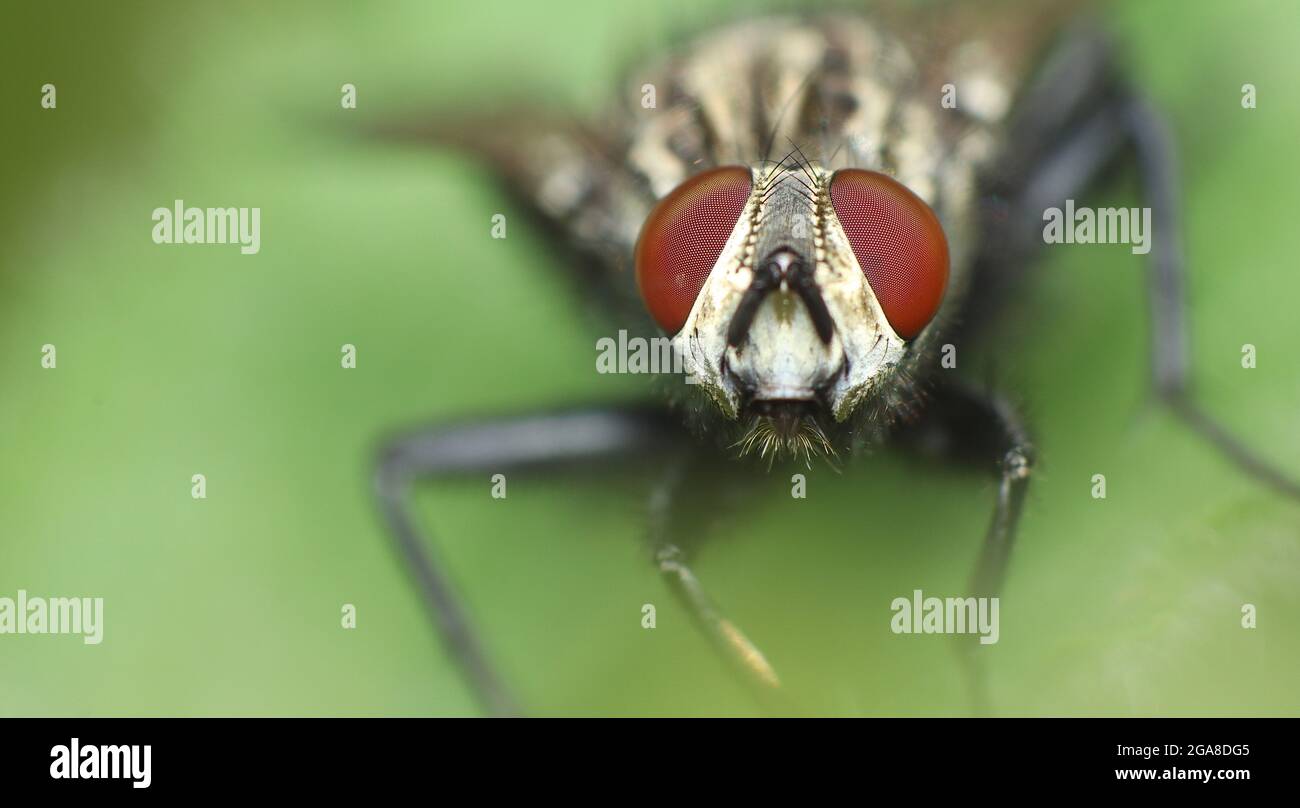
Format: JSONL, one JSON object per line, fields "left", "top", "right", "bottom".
{"left": 1, "top": 0, "right": 1296, "bottom": 716}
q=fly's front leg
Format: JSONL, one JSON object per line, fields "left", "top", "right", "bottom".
{"left": 896, "top": 382, "right": 1035, "bottom": 715}
{"left": 646, "top": 450, "right": 785, "bottom": 703}
{"left": 966, "top": 399, "right": 1035, "bottom": 601}
{"left": 374, "top": 406, "right": 683, "bottom": 716}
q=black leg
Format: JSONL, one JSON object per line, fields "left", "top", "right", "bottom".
{"left": 1007, "top": 86, "right": 1300, "bottom": 501}
{"left": 1121, "top": 97, "right": 1300, "bottom": 500}
{"left": 374, "top": 406, "right": 683, "bottom": 716}
{"left": 931, "top": 54, "right": 1300, "bottom": 712}
{"left": 895, "top": 381, "right": 1035, "bottom": 715}
{"left": 965, "top": 401, "right": 1035, "bottom": 602}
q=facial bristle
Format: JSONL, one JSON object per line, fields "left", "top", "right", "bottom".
{"left": 731, "top": 415, "right": 838, "bottom": 469}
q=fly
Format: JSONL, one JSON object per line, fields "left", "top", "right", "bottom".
{"left": 372, "top": 4, "right": 1300, "bottom": 716}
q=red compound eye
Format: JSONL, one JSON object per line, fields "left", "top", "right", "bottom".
{"left": 635, "top": 166, "right": 753, "bottom": 334}
{"left": 829, "top": 169, "right": 949, "bottom": 339}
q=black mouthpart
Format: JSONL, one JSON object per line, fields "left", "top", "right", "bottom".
{"left": 744, "top": 398, "right": 821, "bottom": 439}
{"left": 726, "top": 248, "right": 835, "bottom": 348}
